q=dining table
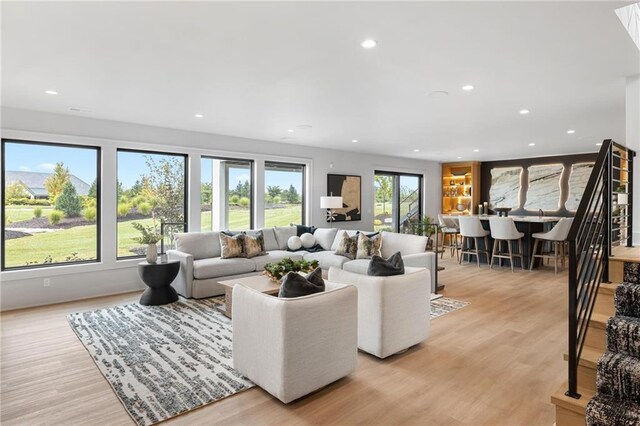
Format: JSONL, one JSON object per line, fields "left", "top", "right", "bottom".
{"left": 441, "top": 214, "right": 564, "bottom": 269}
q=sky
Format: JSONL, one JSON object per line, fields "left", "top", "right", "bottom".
{"left": 4, "top": 142, "right": 303, "bottom": 192}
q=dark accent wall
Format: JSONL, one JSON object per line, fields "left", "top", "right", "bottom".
{"left": 480, "top": 153, "right": 597, "bottom": 217}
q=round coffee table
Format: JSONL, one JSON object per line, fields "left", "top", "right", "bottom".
{"left": 137, "top": 260, "right": 180, "bottom": 306}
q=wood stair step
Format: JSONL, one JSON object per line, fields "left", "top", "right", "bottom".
{"left": 563, "top": 345, "right": 602, "bottom": 391}
{"left": 585, "top": 313, "right": 609, "bottom": 352}
{"left": 594, "top": 283, "right": 618, "bottom": 317}
{"left": 551, "top": 382, "right": 595, "bottom": 426}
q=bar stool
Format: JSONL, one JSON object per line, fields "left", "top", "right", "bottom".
{"left": 530, "top": 218, "right": 573, "bottom": 274}
{"left": 458, "top": 216, "right": 491, "bottom": 267}
{"left": 438, "top": 214, "right": 460, "bottom": 260}
{"left": 489, "top": 217, "right": 525, "bottom": 272}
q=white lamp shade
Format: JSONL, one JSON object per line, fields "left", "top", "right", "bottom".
{"left": 320, "top": 196, "right": 343, "bottom": 209}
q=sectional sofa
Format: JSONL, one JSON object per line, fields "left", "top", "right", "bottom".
{"left": 168, "top": 226, "right": 436, "bottom": 299}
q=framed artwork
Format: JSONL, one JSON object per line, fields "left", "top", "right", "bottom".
{"left": 327, "top": 174, "right": 361, "bottom": 222}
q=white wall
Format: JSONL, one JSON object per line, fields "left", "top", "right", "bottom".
{"left": 626, "top": 75, "right": 640, "bottom": 245}
{"left": 0, "top": 107, "right": 441, "bottom": 310}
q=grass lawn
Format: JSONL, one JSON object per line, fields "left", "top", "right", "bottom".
{"left": 200, "top": 204, "right": 302, "bottom": 230}
{"left": 5, "top": 205, "right": 54, "bottom": 224}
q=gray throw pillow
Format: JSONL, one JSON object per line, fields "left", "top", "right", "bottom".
{"left": 334, "top": 231, "right": 358, "bottom": 260}
{"left": 367, "top": 252, "right": 405, "bottom": 276}
{"left": 278, "top": 268, "right": 325, "bottom": 298}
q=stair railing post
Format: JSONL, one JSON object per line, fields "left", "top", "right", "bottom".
{"left": 604, "top": 144, "right": 611, "bottom": 283}
{"left": 566, "top": 238, "right": 581, "bottom": 399}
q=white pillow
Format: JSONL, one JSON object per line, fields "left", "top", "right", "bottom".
{"left": 300, "top": 233, "right": 316, "bottom": 248}
{"left": 287, "top": 236, "right": 302, "bottom": 251}
{"left": 314, "top": 228, "right": 338, "bottom": 250}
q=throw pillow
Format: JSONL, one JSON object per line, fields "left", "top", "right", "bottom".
{"left": 274, "top": 226, "right": 297, "bottom": 250}
{"left": 293, "top": 224, "right": 317, "bottom": 237}
{"left": 243, "top": 231, "right": 266, "bottom": 258}
{"left": 287, "top": 236, "right": 303, "bottom": 251}
{"left": 278, "top": 268, "right": 325, "bottom": 298}
{"left": 219, "top": 233, "right": 245, "bottom": 259}
{"left": 313, "top": 228, "right": 338, "bottom": 250}
{"left": 368, "top": 251, "right": 405, "bottom": 276}
{"left": 356, "top": 232, "right": 382, "bottom": 259}
{"left": 300, "top": 233, "right": 316, "bottom": 249}
{"left": 334, "top": 231, "right": 358, "bottom": 260}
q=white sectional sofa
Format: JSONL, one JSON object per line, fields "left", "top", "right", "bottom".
{"left": 168, "top": 226, "right": 437, "bottom": 299}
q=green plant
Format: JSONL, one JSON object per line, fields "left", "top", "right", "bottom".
{"left": 44, "top": 162, "right": 70, "bottom": 203}
{"left": 131, "top": 222, "right": 162, "bottom": 244}
{"left": 55, "top": 181, "right": 83, "bottom": 217}
{"left": 6, "top": 198, "right": 51, "bottom": 206}
{"left": 229, "top": 195, "right": 240, "bottom": 205}
{"left": 49, "top": 210, "right": 64, "bottom": 225}
{"left": 117, "top": 203, "right": 131, "bottom": 218}
{"left": 263, "top": 258, "right": 320, "bottom": 281}
{"left": 131, "top": 195, "right": 146, "bottom": 207}
{"left": 84, "top": 207, "right": 97, "bottom": 222}
{"left": 138, "top": 202, "right": 151, "bottom": 215}
{"left": 417, "top": 216, "right": 437, "bottom": 237}
{"left": 34, "top": 207, "right": 43, "bottom": 218}
{"left": 238, "top": 197, "right": 250, "bottom": 208}
{"left": 615, "top": 184, "right": 627, "bottom": 193}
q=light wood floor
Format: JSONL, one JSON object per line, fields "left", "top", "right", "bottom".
{"left": 1, "top": 256, "right": 569, "bottom": 425}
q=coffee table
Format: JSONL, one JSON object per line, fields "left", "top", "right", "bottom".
{"left": 217, "top": 274, "right": 281, "bottom": 318}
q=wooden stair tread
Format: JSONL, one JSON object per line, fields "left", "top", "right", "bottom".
{"left": 598, "top": 282, "right": 619, "bottom": 295}
{"left": 589, "top": 313, "right": 610, "bottom": 329}
{"left": 551, "top": 383, "right": 594, "bottom": 414}
{"left": 563, "top": 345, "right": 602, "bottom": 369}
{"left": 610, "top": 246, "right": 640, "bottom": 262}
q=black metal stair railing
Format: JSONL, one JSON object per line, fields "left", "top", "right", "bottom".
{"left": 565, "top": 139, "right": 613, "bottom": 399}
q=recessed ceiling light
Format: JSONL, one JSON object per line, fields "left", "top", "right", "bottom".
{"left": 45, "top": 90, "right": 58, "bottom": 95}
{"left": 596, "top": 142, "right": 602, "bottom": 146}
{"left": 457, "top": 156, "right": 462, "bottom": 159}
{"left": 287, "top": 129, "right": 294, "bottom": 133}
{"left": 567, "top": 129, "right": 575, "bottom": 134}
{"left": 414, "top": 149, "right": 420, "bottom": 153}
{"left": 519, "top": 109, "right": 530, "bottom": 115}
{"left": 361, "top": 39, "right": 377, "bottom": 49}
{"left": 529, "top": 143, "right": 536, "bottom": 146}
{"left": 473, "top": 149, "right": 479, "bottom": 152}
{"left": 462, "top": 85, "right": 474, "bottom": 91}
{"left": 194, "top": 114, "right": 204, "bottom": 118}
{"left": 352, "top": 139, "right": 358, "bottom": 143}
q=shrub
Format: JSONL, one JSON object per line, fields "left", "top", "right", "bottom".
{"left": 49, "top": 210, "right": 64, "bottom": 225}
{"left": 272, "top": 196, "right": 281, "bottom": 204}
{"left": 137, "top": 202, "right": 151, "bottom": 215}
{"left": 238, "top": 197, "right": 250, "bottom": 207}
{"left": 55, "top": 182, "right": 82, "bottom": 217}
{"left": 34, "top": 207, "right": 43, "bottom": 218}
{"left": 117, "top": 203, "right": 131, "bottom": 218}
{"left": 229, "top": 195, "right": 240, "bottom": 205}
{"left": 131, "top": 195, "right": 146, "bottom": 207}
{"left": 84, "top": 207, "right": 97, "bottom": 222}
{"left": 6, "top": 198, "right": 51, "bottom": 206}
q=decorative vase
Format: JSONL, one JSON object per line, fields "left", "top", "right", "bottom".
{"left": 146, "top": 243, "right": 158, "bottom": 263}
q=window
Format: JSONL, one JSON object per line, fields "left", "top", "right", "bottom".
{"left": 2, "top": 139, "right": 100, "bottom": 270}
{"left": 374, "top": 171, "right": 422, "bottom": 233}
{"left": 201, "top": 157, "right": 253, "bottom": 230}
{"left": 117, "top": 149, "right": 187, "bottom": 259}
{"left": 264, "top": 162, "right": 305, "bottom": 227}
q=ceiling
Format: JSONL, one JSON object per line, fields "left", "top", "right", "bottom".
{"left": 2, "top": 1, "right": 639, "bottom": 162}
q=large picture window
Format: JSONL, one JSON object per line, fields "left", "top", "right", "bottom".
{"left": 264, "top": 162, "right": 305, "bottom": 227}
{"left": 117, "top": 149, "right": 187, "bottom": 259}
{"left": 2, "top": 139, "right": 101, "bottom": 270}
{"left": 201, "top": 157, "right": 253, "bottom": 231}
{"left": 374, "top": 171, "right": 422, "bottom": 233}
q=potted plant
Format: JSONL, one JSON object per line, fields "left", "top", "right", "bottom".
{"left": 132, "top": 222, "right": 162, "bottom": 263}
{"left": 263, "top": 258, "right": 320, "bottom": 283}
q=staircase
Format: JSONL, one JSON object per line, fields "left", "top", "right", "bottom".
{"left": 551, "top": 247, "right": 640, "bottom": 425}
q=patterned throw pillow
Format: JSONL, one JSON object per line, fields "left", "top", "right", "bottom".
{"left": 219, "top": 233, "right": 245, "bottom": 259}
{"left": 356, "top": 232, "right": 382, "bottom": 259}
{"left": 244, "top": 231, "right": 266, "bottom": 258}
{"left": 334, "top": 231, "right": 358, "bottom": 260}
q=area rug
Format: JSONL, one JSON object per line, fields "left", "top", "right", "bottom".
{"left": 431, "top": 297, "right": 469, "bottom": 319}
{"left": 67, "top": 298, "right": 253, "bottom": 426}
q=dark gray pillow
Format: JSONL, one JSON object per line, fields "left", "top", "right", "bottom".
{"left": 278, "top": 268, "right": 325, "bottom": 298}
{"left": 367, "top": 252, "right": 405, "bottom": 276}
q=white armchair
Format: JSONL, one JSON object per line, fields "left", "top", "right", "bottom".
{"left": 232, "top": 282, "right": 358, "bottom": 403}
{"left": 328, "top": 267, "right": 430, "bottom": 359}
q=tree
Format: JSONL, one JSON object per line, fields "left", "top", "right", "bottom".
{"left": 5, "top": 181, "right": 30, "bottom": 200}
{"left": 267, "top": 185, "right": 282, "bottom": 199}
{"left": 44, "top": 162, "right": 70, "bottom": 202}
{"left": 201, "top": 182, "right": 213, "bottom": 205}
{"left": 116, "top": 180, "right": 125, "bottom": 201}
{"left": 55, "top": 181, "right": 82, "bottom": 217}
{"left": 142, "top": 155, "right": 185, "bottom": 223}
{"left": 374, "top": 175, "right": 393, "bottom": 214}
{"left": 284, "top": 184, "right": 300, "bottom": 204}
{"left": 88, "top": 179, "right": 98, "bottom": 199}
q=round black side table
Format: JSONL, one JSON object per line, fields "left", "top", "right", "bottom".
{"left": 138, "top": 260, "right": 180, "bottom": 306}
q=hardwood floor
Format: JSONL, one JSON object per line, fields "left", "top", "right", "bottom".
{"left": 1, "top": 256, "right": 569, "bottom": 425}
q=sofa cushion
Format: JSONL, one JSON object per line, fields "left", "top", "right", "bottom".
{"left": 193, "top": 257, "right": 256, "bottom": 279}
{"left": 381, "top": 231, "right": 428, "bottom": 257}
{"left": 278, "top": 268, "right": 325, "bottom": 298}
{"left": 251, "top": 250, "right": 304, "bottom": 270}
{"left": 356, "top": 232, "right": 382, "bottom": 259}
{"left": 219, "top": 233, "right": 246, "bottom": 259}
{"left": 274, "top": 226, "right": 297, "bottom": 250}
{"left": 342, "top": 259, "right": 371, "bottom": 275}
{"left": 174, "top": 232, "right": 221, "bottom": 260}
{"left": 294, "top": 224, "right": 317, "bottom": 237}
{"left": 330, "top": 230, "right": 359, "bottom": 251}
{"left": 258, "top": 228, "right": 279, "bottom": 251}
{"left": 244, "top": 231, "right": 267, "bottom": 258}
{"left": 303, "top": 251, "right": 351, "bottom": 270}
{"left": 335, "top": 231, "right": 358, "bottom": 260}
{"left": 368, "top": 252, "right": 405, "bottom": 276}
{"left": 314, "top": 228, "right": 338, "bottom": 250}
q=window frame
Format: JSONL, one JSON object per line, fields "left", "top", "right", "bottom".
{"left": 116, "top": 148, "right": 189, "bottom": 260}
{"left": 1, "top": 138, "right": 102, "bottom": 271}
{"left": 264, "top": 161, "right": 306, "bottom": 226}
{"left": 201, "top": 155, "right": 255, "bottom": 230}
{"left": 374, "top": 170, "right": 424, "bottom": 233}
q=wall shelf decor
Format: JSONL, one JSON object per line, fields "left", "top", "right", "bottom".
{"left": 441, "top": 161, "right": 480, "bottom": 215}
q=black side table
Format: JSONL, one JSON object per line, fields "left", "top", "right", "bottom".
{"left": 138, "top": 260, "right": 180, "bottom": 306}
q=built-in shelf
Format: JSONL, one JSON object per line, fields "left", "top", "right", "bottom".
{"left": 441, "top": 161, "right": 481, "bottom": 215}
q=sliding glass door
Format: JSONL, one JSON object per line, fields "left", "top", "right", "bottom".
{"left": 374, "top": 171, "right": 422, "bottom": 233}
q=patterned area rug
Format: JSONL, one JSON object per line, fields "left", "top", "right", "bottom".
{"left": 67, "top": 298, "right": 253, "bottom": 426}
{"left": 431, "top": 297, "right": 469, "bottom": 319}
